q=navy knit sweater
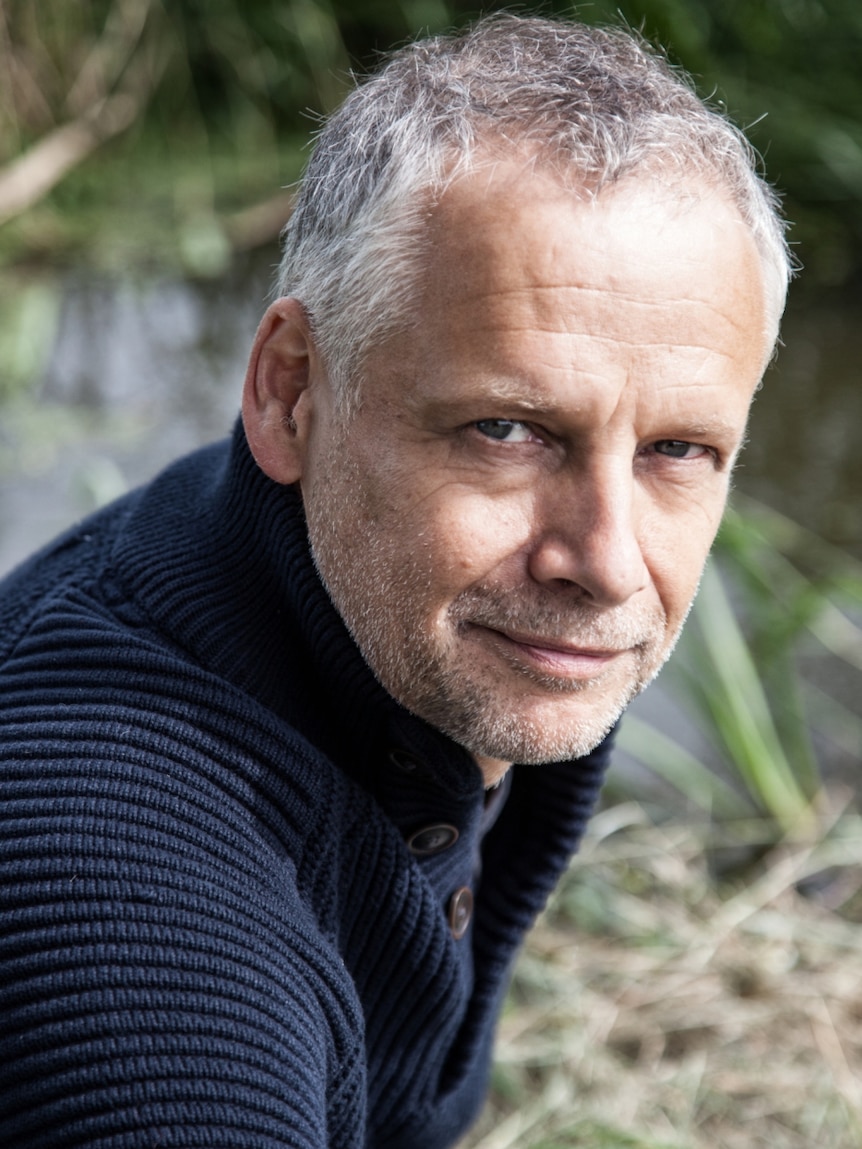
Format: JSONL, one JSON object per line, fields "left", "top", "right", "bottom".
{"left": 0, "top": 422, "right": 612, "bottom": 1148}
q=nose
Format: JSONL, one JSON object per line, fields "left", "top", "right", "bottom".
{"left": 526, "top": 461, "right": 649, "bottom": 606}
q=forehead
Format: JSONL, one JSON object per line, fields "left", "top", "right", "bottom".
{"left": 381, "top": 165, "right": 770, "bottom": 398}
{"left": 424, "top": 164, "right": 762, "bottom": 322}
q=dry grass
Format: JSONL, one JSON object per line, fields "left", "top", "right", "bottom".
{"left": 461, "top": 800, "right": 862, "bottom": 1149}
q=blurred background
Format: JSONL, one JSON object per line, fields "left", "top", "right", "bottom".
{"left": 1, "top": 3, "right": 861, "bottom": 1145}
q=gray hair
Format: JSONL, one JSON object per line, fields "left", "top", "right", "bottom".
{"left": 277, "top": 13, "right": 791, "bottom": 408}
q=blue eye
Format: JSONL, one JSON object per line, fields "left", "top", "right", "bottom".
{"left": 475, "top": 419, "right": 532, "bottom": 442}
{"left": 654, "top": 440, "right": 706, "bottom": 459}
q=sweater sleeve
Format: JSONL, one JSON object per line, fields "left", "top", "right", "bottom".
{"left": 0, "top": 700, "right": 366, "bottom": 1147}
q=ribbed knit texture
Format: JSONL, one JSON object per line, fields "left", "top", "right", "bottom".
{"left": 0, "top": 421, "right": 613, "bottom": 1148}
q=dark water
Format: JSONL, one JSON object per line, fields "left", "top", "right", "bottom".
{"left": 0, "top": 254, "right": 271, "bottom": 573}
{"left": 0, "top": 253, "right": 858, "bottom": 786}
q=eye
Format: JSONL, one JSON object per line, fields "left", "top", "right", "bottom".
{"left": 652, "top": 439, "right": 711, "bottom": 460}
{"left": 474, "top": 419, "right": 534, "bottom": 443}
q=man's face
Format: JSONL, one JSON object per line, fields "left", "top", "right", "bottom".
{"left": 299, "top": 167, "right": 771, "bottom": 780}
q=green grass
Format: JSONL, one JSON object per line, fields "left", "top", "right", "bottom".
{"left": 617, "top": 497, "right": 862, "bottom": 840}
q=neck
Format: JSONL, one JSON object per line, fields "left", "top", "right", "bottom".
{"left": 473, "top": 753, "right": 513, "bottom": 789}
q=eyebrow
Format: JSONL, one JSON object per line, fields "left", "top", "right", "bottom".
{"left": 418, "top": 385, "right": 745, "bottom": 439}
{"left": 415, "top": 375, "right": 559, "bottom": 416}
{"left": 659, "top": 417, "right": 746, "bottom": 443}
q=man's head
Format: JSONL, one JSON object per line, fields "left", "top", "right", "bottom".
{"left": 274, "top": 13, "right": 790, "bottom": 409}
{"left": 243, "top": 14, "right": 790, "bottom": 783}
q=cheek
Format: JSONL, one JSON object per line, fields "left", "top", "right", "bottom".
{"left": 643, "top": 516, "right": 721, "bottom": 624}
{"left": 420, "top": 496, "right": 536, "bottom": 587}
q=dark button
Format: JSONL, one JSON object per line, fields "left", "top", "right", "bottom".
{"left": 388, "top": 748, "right": 426, "bottom": 774}
{"left": 406, "top": 823, "right": 459, "bottom": 856}
{"left": 448, "top": 886, "right": 473, "bottom": 940}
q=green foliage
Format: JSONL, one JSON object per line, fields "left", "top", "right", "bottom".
{"left": 2, "top": 0, "right": 862, "bottom": 281}
{"left": 0, "top": 0, "right": 469, "bottom": 272}
{"left": 618, "top": 495, "right": 862, "bottom": 838}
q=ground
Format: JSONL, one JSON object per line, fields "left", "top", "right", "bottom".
{"left": 461, "top": 799, "right": 862, "bottom": 1149}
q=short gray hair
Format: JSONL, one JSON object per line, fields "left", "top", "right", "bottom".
{"left": 277, "top": 13, "right": 791, "bottom": 408}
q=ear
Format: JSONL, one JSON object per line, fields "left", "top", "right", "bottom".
{"left": 241, "top": 297, "right": 322, "bottom": 485}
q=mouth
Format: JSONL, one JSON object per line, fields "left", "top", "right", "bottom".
{"left": 471, "top": 624, "right": 633, "bottom": 680}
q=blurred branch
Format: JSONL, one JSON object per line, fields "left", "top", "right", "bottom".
{"left": 0, "top": 94, "right": 138, "bottom": 225}
{"left": 0, "top": 0, "right": 164, "bottom": 227}
{"left": 222, "top": 190, "right": 295, "bottom": 251}
{"left": 64, "top": 0, "right": 155, "bottom": 118}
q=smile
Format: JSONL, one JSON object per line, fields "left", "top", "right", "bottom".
{"left": 473, "top": 625, "right": 630, "bottom": 680}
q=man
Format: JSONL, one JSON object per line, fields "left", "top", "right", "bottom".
{"left": 0, "top": 13, "right": 789, "bottom": 1149}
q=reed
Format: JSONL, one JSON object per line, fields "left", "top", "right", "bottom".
{"left": 617, "top": 496, "right": 862, "bottom": 839}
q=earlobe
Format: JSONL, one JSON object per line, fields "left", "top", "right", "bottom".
{"left": 241, "top": 297, "right": 316, "bottom": 485}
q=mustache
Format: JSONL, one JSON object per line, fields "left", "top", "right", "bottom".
{"left": 447, "top": 585, "right": 666, "bottom": 649}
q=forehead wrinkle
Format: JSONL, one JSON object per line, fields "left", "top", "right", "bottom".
{"left": 461, "top": 282, "right": 734, "bottom": 308}
{"left": 456, "top": 286, "right": 752, "bottom": 345}
{"left": 462, "top": 323, "right": 754, "bottom": 360}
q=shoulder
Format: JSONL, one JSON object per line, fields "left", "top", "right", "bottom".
{"left": 0, "top": 438, "right": 229, "bottom": 660}
{"left": 0, "top": 621, "right": 369, "bottom": 1145}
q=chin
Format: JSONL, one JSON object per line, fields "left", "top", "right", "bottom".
{"left": 431, "top": 691, "right": 633, "bottom": 766}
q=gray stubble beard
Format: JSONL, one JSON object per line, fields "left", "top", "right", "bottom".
{"left": 303, "top": 434, "right": 689, "bottom": 767}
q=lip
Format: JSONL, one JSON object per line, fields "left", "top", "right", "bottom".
{"left": 475, "top": 625, "right": 629, "bottom": 678}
